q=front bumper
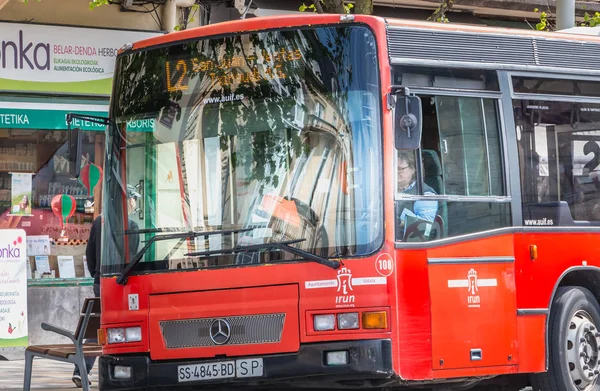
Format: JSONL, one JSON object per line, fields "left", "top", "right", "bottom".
{"left": 99, "top": 339, "right": 394, "bottom": 390}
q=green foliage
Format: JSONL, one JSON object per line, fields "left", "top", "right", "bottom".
{"left": 582, "top": 11, "right": 600, "bottom": 27}
{"left": 299, "top": 3, "right": 317, "bottom": 12}
{"left": 533, "top": 8, "right": 554, "bottom": 31}
{"left": 428, "top": 0, "right": 453, "bottom": 23}
{"left": 174, "top": 2, "right": 201, "bottom": 30}
{"left": 89, "top": 0, "right": 110, "bottom": 10}
{"left": 532, "top": 7, "right": 600, "bottom": 31}
{"left": 86, "top": 0, "right": 200, "bottom": 31}
{"left": 299, "top": 1, "right": 355, "bottom": 14}
{"left": 21, "top": 0, "right": 106, "bottom": 9}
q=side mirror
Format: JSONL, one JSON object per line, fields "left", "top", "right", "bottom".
{"left": 67, "top": 114, "right": 83, "bottom": 179}
{"left": 394, "top": 92, "right": 422, "bottom": 150}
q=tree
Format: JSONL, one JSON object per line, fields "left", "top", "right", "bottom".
{"left": 532, "top": 6, "right": 600, "bottom": 31}
{"left": 87, "top": 0, "right": 202, "bottom": 31}
{"left": 300, "top": 0, "right": 373, "bottom": 14}
{"left": 428, "top": 0, "right": 453, "bottom": 23}
{"left": 300, "top": 0, "right": 454, "bottom": 22}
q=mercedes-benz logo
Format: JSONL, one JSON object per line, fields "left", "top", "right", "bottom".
{"left": 209, "top": 318, "right": 231, "bottom": 345}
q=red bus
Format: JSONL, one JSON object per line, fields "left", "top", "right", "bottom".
{"left": 68, "top": 14, "right": 600, "bottom": 391}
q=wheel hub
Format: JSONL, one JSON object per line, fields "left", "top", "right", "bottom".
{"left": 567, "top": 310, "right": 600, "bottom": 390}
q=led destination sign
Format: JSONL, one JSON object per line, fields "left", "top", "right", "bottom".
{"left": 165, "top": 48, "right": 303, "bottom": 93}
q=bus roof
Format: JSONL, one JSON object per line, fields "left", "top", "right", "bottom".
{"left": 121, "top": 13, "right": 600, "bottom": 76}
{"left": 127, "top": 13, "right": 600, "bottom": 52}
{"left": 386, "top": 18, "right": 600, "bottom": 43}
{"left": 386, "top": 17, "right": 600, "bottom": 75}
{"left": 124, "top": 14, "right": 387, "bottom": 52}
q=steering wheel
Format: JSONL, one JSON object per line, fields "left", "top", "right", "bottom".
{"left": 403, "top": 215, "right": 444, "bottom": 242}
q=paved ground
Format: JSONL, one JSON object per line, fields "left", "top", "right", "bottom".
{"left": 0, "top": 358, "right": 98, "bottom": 390}
{"left": 0, "top": 357, "right": 535, "bottom": 391}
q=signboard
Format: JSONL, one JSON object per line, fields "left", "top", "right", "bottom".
{"left": 0, "top": 22, "right": 162, "bottom": 95}
{"left": 9, "top": 173, "right": 33, "bottom": 216}
{"left": 0, "top": 108, "right": 155, "bottom": 132}
{"left": 26, "top": 235, "right": 50, "bottom": 256}
{"left": 0, "top": 229, "right": 28, "bottom": 348}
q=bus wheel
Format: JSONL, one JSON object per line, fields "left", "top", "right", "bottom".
{"left": 532, "top": 286, "right": 600, "bottom": 391}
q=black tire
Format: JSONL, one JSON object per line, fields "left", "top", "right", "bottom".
{"left": 531, "top": 286, "right": 600, "bottom": 391}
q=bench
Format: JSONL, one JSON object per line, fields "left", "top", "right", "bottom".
{"left": 23, "top": 298, "right": 102, "bottom": 391}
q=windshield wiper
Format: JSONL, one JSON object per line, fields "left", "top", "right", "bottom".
{"left": 122, "top": 225, "right": 250, "bottom": 235}
{"left": 116, "top": 227, "right": 254, "bottom": 285}
{"left": 185, "top": 239, "right": 341, "bottom": 270}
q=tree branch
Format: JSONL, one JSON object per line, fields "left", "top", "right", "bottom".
{"left": 313, "top": 0, "right": 324, "bottom": 13}
{"left": 322, "top": 0, "right": 345, "bottom": 13}
{"left": 428, "top": 0, "right": 454, "bottom": 22}
{"left": 354, "top": 0, "right": 373, "bottom": 14}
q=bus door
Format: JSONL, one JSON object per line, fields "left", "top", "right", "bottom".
{"left": 395, "top": 87, "right": 517, "bottom": 371}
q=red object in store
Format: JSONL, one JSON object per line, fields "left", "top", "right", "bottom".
{"left": 51, "top": 194, "right": 77, "bottom": 228}
{"left": 79, "top": 162, "right": 103, "bottom": 197}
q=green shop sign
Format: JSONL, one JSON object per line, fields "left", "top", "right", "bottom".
{"left": 0, "top": 109, "right": 155, "bottom": 132}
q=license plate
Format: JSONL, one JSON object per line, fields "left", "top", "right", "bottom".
{"left": 177, "top": 358, "right": 264, "bottom": 383}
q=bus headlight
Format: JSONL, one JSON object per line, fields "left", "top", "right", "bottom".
{"left": 107, "top": 328, "right": 125, "bottom": 344}
{"left": 337, "top": 313, "right": 359, "bottom": 329}
{"left": 125, "top": 326, "right": 142, "bottom": 342}
{"left": 107, "top": 327, "right": 142, "bottom": 344}
{"left": 314, "top": 314, "right": 335, "bottom": 331}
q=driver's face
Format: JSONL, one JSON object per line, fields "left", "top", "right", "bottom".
{"left": 397, "top": 158, "right": 415, "bottom": 191}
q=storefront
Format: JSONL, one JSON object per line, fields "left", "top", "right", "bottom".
{"left": 0, "top": 21, "right": 161, "bottom": 347}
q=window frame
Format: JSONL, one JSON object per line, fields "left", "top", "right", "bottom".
{"left": 511, "top": 102, "right": 600, "bottom": 227}
{"left": 392, "top": 88, "right": 513, "bottom": 245}
{"left": 509, "top": 71, "right": 600, "bottom": 99}
{"left": 394, "top": 88, "right": 511, "bottom": 204}
{"left": 507, "top": 71, "right": 600, "bottom": 229}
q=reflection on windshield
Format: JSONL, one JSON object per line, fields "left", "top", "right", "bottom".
{"left": 102, "top": 25, "right": 383, "bottom": 274}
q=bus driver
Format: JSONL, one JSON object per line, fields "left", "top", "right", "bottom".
{"left": 396, "top": 151, "right": 438, "bottom": 238}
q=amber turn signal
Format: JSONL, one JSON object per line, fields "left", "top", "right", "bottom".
{"left": 362, "top": 311, "right": 387, "bottom": 329}
{"left": 530, "top": 245, "right": 538, "bottom": 261}
{"left": 97, "top": 328, "right": 107, "bottom": 345}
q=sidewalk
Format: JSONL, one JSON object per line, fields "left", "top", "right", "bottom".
{"left": 0, "top": 358, "right": 98, "bottom": 390}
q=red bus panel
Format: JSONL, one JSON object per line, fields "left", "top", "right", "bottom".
{"left": 148, "top": 284, "right": 300, "bottom": 360}
{"left": 429, "top": 261, "right": 518, "bottom": 370}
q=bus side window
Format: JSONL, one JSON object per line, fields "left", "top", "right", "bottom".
{"left": 515, "top": 100, "right": 600, "bottom": 225}
{"left": 395, "top": 96, "right": 511, "bottom": 242}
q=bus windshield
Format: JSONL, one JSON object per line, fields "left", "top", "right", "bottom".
{"left": 101, "top": 25, "right": 383, "bottom": 274}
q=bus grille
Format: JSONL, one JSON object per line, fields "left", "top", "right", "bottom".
{"left": 387, "top": 27, "right": 536, "bottom": 66}
{"left": 387, "top": 25, "right": 600, "bottom": 71}
{"left": 160, "top": 313, "right": 286, "bottom": 348}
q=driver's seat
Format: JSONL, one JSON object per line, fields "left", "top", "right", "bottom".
{"left": 421, "top": 149, "right": 446, "bottom": 239}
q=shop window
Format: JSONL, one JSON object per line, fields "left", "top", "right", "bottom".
{"left": 514, "top": 100, "right": 600, "bottom": 225}
{"left": 0, "top": 129, "right": 105, "bottom": 280}
{"left": 395, "top": 96, "right": 511, "bottom": 242}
